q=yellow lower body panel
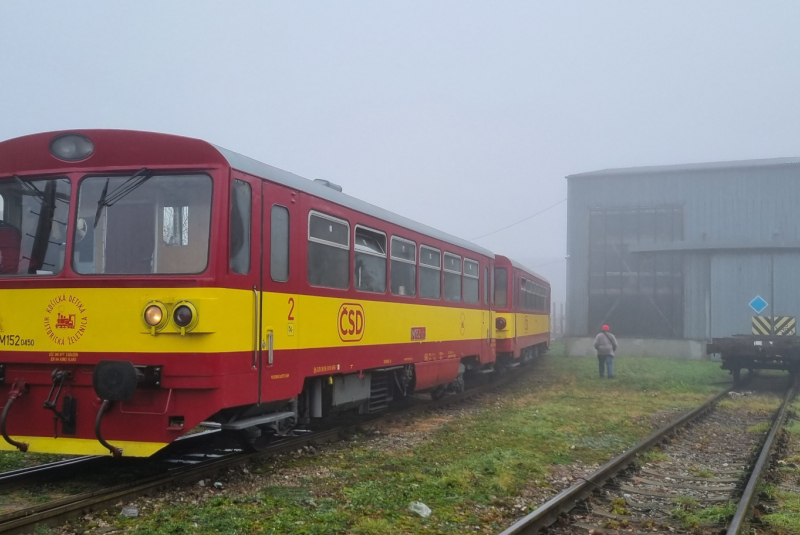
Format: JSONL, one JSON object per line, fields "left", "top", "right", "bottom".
{"left": 0, "top": 436, "right": 168, "bottom": 457}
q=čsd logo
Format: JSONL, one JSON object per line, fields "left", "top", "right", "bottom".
{"left": 338, "top": 303, "right": 365, "bottom": 342}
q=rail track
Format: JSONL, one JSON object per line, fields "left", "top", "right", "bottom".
{"left": 0, "top": 364, "right": 528, "bottom": 535}
{"left": 499, "top": 373, "right": 798, "bottom": 535}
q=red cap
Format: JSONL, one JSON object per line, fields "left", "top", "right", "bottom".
{"left": 602, "top": 325, "right": 610, "bottom": 331}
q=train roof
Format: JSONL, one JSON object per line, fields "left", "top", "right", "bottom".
{"left": 214, "top": 145, "right": 495, "bottom": 259}
{"left": 0, "top": 129, "right": 493, "bottom": 259}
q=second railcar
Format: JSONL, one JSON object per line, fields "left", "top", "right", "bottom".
{"left": 493, "top": 255, "right": 550, "bottom": 363}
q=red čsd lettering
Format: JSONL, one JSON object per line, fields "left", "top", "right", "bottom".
{"left": 340, "top": 307, "right": 349, "bottom": 334}
{"left": 337, "top": 303, "right": 365, "bottom": 342}
{"left": 355, "top": 309, "right": 363, "bottom": 334}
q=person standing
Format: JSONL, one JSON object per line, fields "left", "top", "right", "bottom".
{"left": 594, "top": 325, "right": 618, "bottom": 378}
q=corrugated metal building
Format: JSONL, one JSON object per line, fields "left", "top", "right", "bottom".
{"left": 565, "top": 157, "right": 800, "bottom": 358}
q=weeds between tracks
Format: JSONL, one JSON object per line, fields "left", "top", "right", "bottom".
{"left": 56, "top": 353, "right": 731, "bottom": 535}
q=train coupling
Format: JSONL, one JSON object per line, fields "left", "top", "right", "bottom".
{"left": 1, "top": 380, "right": 29, "bottom": 452}
{"left": 92, "top": 360, "right": 140, "bottom": 457}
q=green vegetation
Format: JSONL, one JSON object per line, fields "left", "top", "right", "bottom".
{"left": 670, "top": 502, "right": 736, "bottom": 528}
{"left": 690, "top": 467, "right": 715, "bottom": 479}
{"left": 0, "top": 451, "right": 64, "bottom": 472}
{"left": 81, "top": 354, "right": 730, "bottom": 534}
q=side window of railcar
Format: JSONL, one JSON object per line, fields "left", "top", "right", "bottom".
{"left": 308, "top": 211, "right": 350, "bottom": 289}
{"left": 390, "top": 236, "right": 416, "bottom": 297}
{"left": 230, "top": 180, "right": 251, "bottom": 275}
{"left": 419, "top": 245, "right": 441, "bottom": 299}
{"left": 354, "top": 225, "right": 387, "bottom": 293}
{"left": 463, "top": 259, "right": 479, "bottom": 304}
{"left": 494, "top": 268, "right": 508, "bottom": 307}
{"left": 443, "top": 253, "right": 462, "bottom": 302}
{"left": 271, "top": 205, "right": 290, "bottom": 282}
{"left": 0, "top": 194, "right": 4, "bottom": 220}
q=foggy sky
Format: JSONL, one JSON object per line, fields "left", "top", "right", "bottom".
{"left": 2, "top": 1, "right": 800, "bottom": 304}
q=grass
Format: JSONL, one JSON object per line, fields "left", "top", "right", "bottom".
{"left": 0, "top": 451, "right": 66, "bottom": 472}
{"left": 70, "top": 352, "right": 732, "bottom": 534}
{"left": 670, "top": 502, "right": 736, "bottom": 528}
{"left": 689, "top": 467, "right": 715, "bottom": 479}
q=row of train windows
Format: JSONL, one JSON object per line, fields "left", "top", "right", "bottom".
{"left": 228, "top": 187, "right": 489, "bottom": 304}
{"left": 520, "top": 277, "right": 548, "bottom": 312}
{"left": 309, "top": 211, "right": 486, "bottom": 303}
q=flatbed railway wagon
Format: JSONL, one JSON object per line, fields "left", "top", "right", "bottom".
{"left": 493, "top": 255, "right": 550, "bottom": 364}
{"left": 707, "top": 335, "right": 800, "bottom": 383}
{"left": 0, "top": 130, "right": 500, "bottom": 457}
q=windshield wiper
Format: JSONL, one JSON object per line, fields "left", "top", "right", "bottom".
{"left": 94, "top": 168, "right": 153, "bottom": 228}
{"left": 13, "top": 174, "right": 48, "bottom": 205}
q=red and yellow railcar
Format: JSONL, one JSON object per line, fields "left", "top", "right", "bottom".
{"left": 493, "top": 255, "right": 550, "bottom": 363}
{"left": 0, "top": 130, "right": 505, "bottom": 456}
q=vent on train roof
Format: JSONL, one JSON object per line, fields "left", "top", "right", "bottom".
{"left": 314, "top": 179, "right": 343, "bottom": 192}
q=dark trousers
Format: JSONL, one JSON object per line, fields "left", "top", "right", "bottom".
{"left": 597, "top": 355, "right": 614, "bottom": 378}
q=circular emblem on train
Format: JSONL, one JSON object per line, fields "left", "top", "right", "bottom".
{"left": 338, "top": 303, "right": 365, "bottom": 342}
{"left": 43, "top": 294, "right": 88, "bottom": 346}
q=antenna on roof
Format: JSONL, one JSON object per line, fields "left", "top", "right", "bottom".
{"left": 314, "top": 179, "right": 343, "bottom": 192}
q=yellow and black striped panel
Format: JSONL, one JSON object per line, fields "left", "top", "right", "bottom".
{"left": 773, "top": 316, "right": 796, "bottom": 336}
{"left": 752, "top": 315, "right": 772, "bottom": 335}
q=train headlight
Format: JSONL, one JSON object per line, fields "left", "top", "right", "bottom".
{"left": 172, "top": 301, "right": 199, "bottom": 335}
{"left": 50, "top": 134, "right": 94, "bottom": 162}
{"left": 496, "top": 317, "right": 507, "bottom": 330}
{"left": 143, "top": 301, "right": 169, "bottom": 335}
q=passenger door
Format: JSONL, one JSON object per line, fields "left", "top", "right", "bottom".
{"left": 230, "top": 175, "right": 263, "bottom": 402}
{"left": 481, "top": 264, "right": 494, "bottom": 363}
{"left": 259, "top": 185, "right": 298, "bottom": 403}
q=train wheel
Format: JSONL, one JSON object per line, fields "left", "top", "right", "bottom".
{"left": 732, "top": 368, "right": 741, "bottom": 384}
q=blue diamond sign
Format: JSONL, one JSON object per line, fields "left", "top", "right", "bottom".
{"left": 749, "top": 295, "right": 768, "bottom": 314}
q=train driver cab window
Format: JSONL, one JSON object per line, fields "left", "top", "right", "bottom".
{"left": 419, "top": 245, "right": 441, "bottom": 299}
{"left": 390, "top": 236, "right": 416, "bottom": 297}
{"left": 308, "top": 211, "right": 349, "bottom": 289}
{"left": 443, "top": 253, "right": 462, "bottom": 302}
{"left": 494, "top": 267, "right": 508, "bottom": 307}
{"left": 230, "top": 180, "right": 251, "bottom": 275}
{"left": 74, "top": 174, "right": 212, "bottom": 274}
{"left": 0, "top": 177, "right": 71, "bottom": 276}
{"left": 464, "top": 259, "right": 479, "bottom": 304}
{"left": 354, "top": 225, "right": 386, "bottom": 293}
{"left": 271, "top": 205, "right": 290, "bottom": 282}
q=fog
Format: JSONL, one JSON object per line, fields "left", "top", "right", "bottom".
{"left": 2, "top": 1, "right": 800, "bottom": 305}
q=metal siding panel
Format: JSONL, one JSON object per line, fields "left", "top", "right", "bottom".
{"left": 683, "top": 254, "right": 710, "bottom": 340}
{"left": 773, "top": 253, "right": 800, "bottom": 319}
{"left": 710, "top": 254, "right": 772, "bottom": 337}
{"left": 566, "top": 181, "right": 589, "bottom": 335}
